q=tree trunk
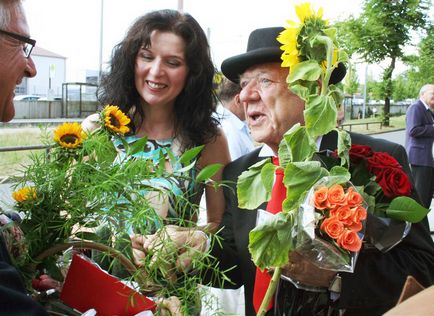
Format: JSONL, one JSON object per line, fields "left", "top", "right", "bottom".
{"left": 382, "top": 57, "right": 396, "bottom": 127}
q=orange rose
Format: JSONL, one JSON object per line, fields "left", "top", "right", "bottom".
{"left": 347, "top": 221, "right": 363, "bottom": 232}
{"left": 329, "top": 205, "right": 353, "bottom": 225}
{"left": 327, "top": 184, "right": 346, "bottom": 207}
{"left": 351, "top": 205, "right": 367, "bottom": 223}
{"left": 313, "top": 186, "right": 329, "bottom": 210}
{"left": 320, "top": 216, "right": 344, "bottom": 239}
{"left": 345, "top": 187, "right": 363, "bottom": 207}
{"left": 337, "top": 229, "right": 362, "bottom": 252}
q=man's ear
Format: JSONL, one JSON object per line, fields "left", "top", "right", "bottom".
{"left": 234, "top": 94, "right": 241, "bottom": 106}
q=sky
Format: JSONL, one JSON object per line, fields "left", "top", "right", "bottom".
{"left": 23, "top": 0, "right": 382, "bottom": 83}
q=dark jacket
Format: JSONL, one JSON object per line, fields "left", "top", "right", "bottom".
{"left": 0, "top": 236, "right": 48, "bottom": 316}
{"left": 211, "top": 132, "right": 434, "bottom": 316}
{"left": 405, "top": 100, "right": 434, "bottom": 167}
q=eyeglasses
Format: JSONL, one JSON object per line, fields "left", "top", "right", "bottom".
{"left": 0, "top": 29, "right": 36, "bottom": 58}
{"left": 239, "top": 74, "right": 284, "bottom": 91}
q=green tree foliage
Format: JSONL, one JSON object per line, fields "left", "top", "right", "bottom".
{"left": 405, "top": 25, "right": 434, "bottom": 92}
{"left": 336, "top": 0, "right": 431, "bottom": 126}
{"left": 343, "top": 64, "right": 359, "bottom": 96}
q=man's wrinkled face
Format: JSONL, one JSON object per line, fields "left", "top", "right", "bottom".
{"left": 0, "top": 5, "right": 37, "bottom": 122}
{"left": 421, "top": 85, "right": 434, "bottom": 110}
{"left": 239, "top": 63, "right": 305, "bottom": 153}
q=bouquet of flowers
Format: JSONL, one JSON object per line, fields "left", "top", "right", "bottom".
{"left": 236, "top": 2, "right": 429, "bottom": 314}
{"left": 296, "top": 177, "right": 367, "bottom": 274}
{"left": 1, "top": 105, "right": 225, "bottom": 315}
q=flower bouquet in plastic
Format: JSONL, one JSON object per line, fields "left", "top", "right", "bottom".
{"left": 295, "top": 177, "right": 367, "bottom": 276}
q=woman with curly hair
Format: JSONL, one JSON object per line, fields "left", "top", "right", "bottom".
{"left": 83, "top": 9, "right": 230, "bottom": 233}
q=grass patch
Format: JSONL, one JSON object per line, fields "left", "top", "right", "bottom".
{"left": 0, "top": 128, "right": 49, "bottom": 178}
{"left": 340, "top": 115, "right": 405, "bottom": 134}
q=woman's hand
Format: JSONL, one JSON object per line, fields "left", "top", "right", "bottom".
{"left": 157, "top": 296, "right": 182, "bottom": 316}
{"left": 131, "top": 225, "right": 209, "bottom": 272}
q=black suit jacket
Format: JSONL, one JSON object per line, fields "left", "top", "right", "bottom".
{"left": 0, "top": 236, "right": 48, "bottom": 316}
{"left": 210, "top": 132, "right": 434, "bottom": 316}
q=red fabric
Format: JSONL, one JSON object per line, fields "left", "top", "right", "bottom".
{"left": 60, "top": 254, "right": 156, "bottom": 316}
{"left": 253, "top": 157, "right": 286, "bottom": 313}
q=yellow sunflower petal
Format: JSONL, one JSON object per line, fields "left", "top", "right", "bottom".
{"left": 295, "top": 2, "right": 314, "bottom": 23}
{"left": 12, "top": 186, "right": 36, "bottom": 203}
{"left": 103, "top": 105, "right": 131, "bottom": 135}
{"left": 53, "top": 122, "right": 85, "bottom": 149}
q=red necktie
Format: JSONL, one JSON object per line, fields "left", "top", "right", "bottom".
{"left": 253, "top": 157, "right": 286, "bottom": 313}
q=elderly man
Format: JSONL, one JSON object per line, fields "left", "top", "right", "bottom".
{"left": 213, "top": 27, "right": 434, "bottom": 316}
{"left": 405, "top": 84, "right": 434, "bottom": 208}
{"left": 0, "top": 0, "right": 43, "bottom": 315}
{"left": 133, "top": 27, "right": 434, "bottom": 316}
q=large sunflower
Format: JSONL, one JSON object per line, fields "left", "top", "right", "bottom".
{"left": 12, "top": 187, "right": 36, "bottom": 203}
{"left": 277, "top": 2, "right": 330, "bottom": 73}
{"left": 53, "top": 122, "right": 86, "bottom": 149}
{"left": 103, "top": 105, "right": 131, "bottom": 135}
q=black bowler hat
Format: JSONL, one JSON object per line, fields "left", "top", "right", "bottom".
{"left": 221, "top": 27, "right": 346, "bottom": 85}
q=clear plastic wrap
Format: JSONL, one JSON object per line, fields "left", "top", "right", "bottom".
{"left": 295, "top": 176, "right": 367, "bottom": 273}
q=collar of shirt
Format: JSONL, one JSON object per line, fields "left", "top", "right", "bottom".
{"left": 258, "top": 135, "right": 323, "bottom": 158}
{"left": 421, "top": 99, "right": 431, "bottom": 111}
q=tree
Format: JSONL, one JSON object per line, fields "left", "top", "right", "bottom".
{"left": 343, "top": 64, "right": 359, "bottom": 97}
{"left": 336, "top": 0, "right": 431, "bottom": 126}
{"left": 406, "top": 25, "right": 434, "bottom": 91}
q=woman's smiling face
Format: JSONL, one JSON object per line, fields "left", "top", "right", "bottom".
{"left": 134, "top": 30, "right": 189, "bottom": 109}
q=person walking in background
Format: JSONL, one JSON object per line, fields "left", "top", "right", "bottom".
{"left": 405, "top": 84, "right": 434, "bottom": 208}
{"left": 0, "top": 0, "right": 46, "bottom": 314}
{"left": 217, "top": 77, "right": 255, "bottom": 160}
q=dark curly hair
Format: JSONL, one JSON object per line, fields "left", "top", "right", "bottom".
{"left": 98, "top": 9, "right": 218, "bottom": 150}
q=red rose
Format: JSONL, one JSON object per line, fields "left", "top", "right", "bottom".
{"left": 349, "top": 144, "right": 373, "bottom": 163}
{"left": 376, "top": 167, "right": 412, "bottom": 198}
{"left": 367, "top": 152, "right": 401, "bottom": 174}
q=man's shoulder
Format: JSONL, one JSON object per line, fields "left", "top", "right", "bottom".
{"left": 350, "top": 132, "right": 404, "bottom": 156}
{"left": 223, "top": 147, "right": 263, "bottom": 179}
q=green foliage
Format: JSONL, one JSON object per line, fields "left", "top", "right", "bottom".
{"left": 248, "top": 212, "right": 295, "bottom": 270}
{"left": 7, "top": 121, "right": 226, "bottom": 312}
{"left": 386, "top": 196, "right": 429, "bottom": 223}
{"left": 336, "top": 0, "right": 431, "bottom": 123}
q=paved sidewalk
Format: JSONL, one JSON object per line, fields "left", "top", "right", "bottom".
{"left": 0, "top": 118, "right": 83, "bottom": 127}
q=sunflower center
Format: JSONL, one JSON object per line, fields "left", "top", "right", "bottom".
{"left": 110, "top": 115, "right": 120, "bottom": 128}
{"left": 60, "top": 134, "right": 78, "bottom": 144}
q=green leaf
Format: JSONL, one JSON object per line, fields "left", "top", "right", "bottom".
{"left": 248, "top": 212, "right": 295, "bottom": 269}
{"left": 261, "top": 162, "right": 277, "bottom": 195}
{"left": 323, "top": 27, "right": 337, "bottom": 41}
{"left": 288, "top": 84, "right": 310, "bottom": 101}
{"left": 196, "top": 163, "right": 223, "bottom": 183}
{"left": 180, "top": 145, "right": 204, "bottom": 164}
{"left": 288, "top": 60, "right": 322, "bottom": 83}
{"left": 337, "top": 129, "right": 351, "bottom": 166}
{"left": 304, "top": 95, "right": 337, "bottom": 138}
{"left": 386, "top": 196, "right": 429, "bottom": 223}
{"left": 282, "top": 161, "right": 329, "bottom": 211}
{"left": 237, "top": 159, "right": 272, "bottom": 209}
{"left": 127, "top": 136, "right": 148, "bottom": 156}
{"left": 278, "top": 124, "right": 317, "bottom": 167}
{"left": 329, "top": 166, "right": 351, "bottom": 181}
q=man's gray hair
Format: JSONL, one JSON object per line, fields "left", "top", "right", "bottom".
{"left": 419, "top": 84, "right": 434, "bottom": 97}
{"left": 0, "top": 0, "right": 23, "bottom": 31}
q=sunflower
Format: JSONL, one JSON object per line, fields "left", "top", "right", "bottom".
{"left": 102, "top": 105, "right": 131, "bottom": 135}
{"left": 277, "top": 2, "right": 329, "bottom": 73}
{"left": 12, "top": 187, "right": 36, "bottom": 203}
{"left": 53, "top": 122, "right": 86, "bottom": 149}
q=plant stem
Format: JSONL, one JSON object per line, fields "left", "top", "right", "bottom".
{"left": 316, "top": 35, "right": 333, "bottom": 96}
{"left": 257, "top": 267, "right": 282, "bottom": 316}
